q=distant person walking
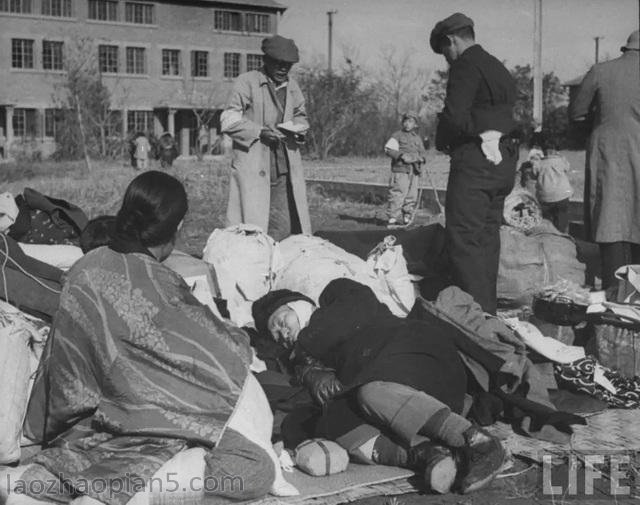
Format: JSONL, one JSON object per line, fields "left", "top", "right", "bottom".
{"left": 220, "top": 35, "right": 311, "bottom": 241}
{"left": 430, "top": 13, "right": 518, "bottom": 314}
{"left": 571, "top": 30, "right": 640, "bottom": 293}
{"left": 384, "top": 112, "right": 427, "bottom": 227}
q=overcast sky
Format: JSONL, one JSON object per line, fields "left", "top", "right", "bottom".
{"left": 279, "top": 0, "right": 640, "bottom": 82}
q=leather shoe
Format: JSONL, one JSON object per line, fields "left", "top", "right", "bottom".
{"left": 456, "top": 425, "right": 506, "bottom": 494}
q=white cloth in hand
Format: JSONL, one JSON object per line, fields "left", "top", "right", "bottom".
{"left": 479, "top": 130, "right": 503, "bottom": 165}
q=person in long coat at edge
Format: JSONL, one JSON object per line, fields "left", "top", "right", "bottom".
{"left": 570, "top": 30, "right": 640, "bottom": 293}
{"left": 220, "top": 35, "right": 312, "bottom": 241}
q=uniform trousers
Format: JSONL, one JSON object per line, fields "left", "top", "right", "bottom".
{"left": 445, "top": 140, "right": 517, "bottom": 314}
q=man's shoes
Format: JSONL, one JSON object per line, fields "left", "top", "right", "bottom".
{"left": 455, "top": 426, "right": 506, "bottom": 494}
{"left": 407, "top": 441, "right": 457, "bottom": 494}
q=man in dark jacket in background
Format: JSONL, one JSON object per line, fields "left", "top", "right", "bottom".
{"left": 430, "top": 13, "right": 517, "bottom": 314}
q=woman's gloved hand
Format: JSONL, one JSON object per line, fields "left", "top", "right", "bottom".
{"left": 301, "top": 367, "right": 344, "bottom": 405}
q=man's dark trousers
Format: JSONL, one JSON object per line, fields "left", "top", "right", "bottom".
{"left": 445, "top": 139, "right": 517, "bottom": 314}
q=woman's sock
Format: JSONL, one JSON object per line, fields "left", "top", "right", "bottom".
{"left": 371, "top": 435, "right": 409, "bottom": 467}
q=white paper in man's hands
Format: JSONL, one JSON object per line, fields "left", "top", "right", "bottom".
{"left": 277, "top": 121, "right": 308, "bottom": 134}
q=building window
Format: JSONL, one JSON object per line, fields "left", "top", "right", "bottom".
{"left": 44, "top": 108, "right": 62, "bottom": 137}
{"left": 41, "top": 0, "right": 71, "bottom": 16}
{"left": 246, "top": 53, "right": 263, "bottom": 72}
{"left": 245, "top": 13, "right": 270, "bottom": 33}
{"left": 98, "top": 44, "right": 118, "bottom": 73}
{"left": 0, "top": 0, "right": 32, "bottom": 13}
{"left": 13, "top": 108, "right": 37, "bottom": 138}
{"left": 88, "top": 0, "right": 117, "bottom": 21}
{"left": 223, "top": 53, "right": 240, "bottom": 79}
{"left": 127, "top": 110, "right": 153, "bottom": 133}
{"left": 191, "top": 50, "right": 208, "bottom": 77}
{"left": 125, "top": 2, "right": 153, "bottom": 24}
{"left": 43, "top": 40, "right": 64, "bottom": 70}
{"left": 162, "top": 49, "right": 180, "bottom": 76}
{"left": 214, "top": 10, "right": 241, "bottom": 31}
{"left": 126, "top": 47, "right": 145, "bottom": 74}
{"left": 11, "top": 39, "right": 34, "bottom": 69}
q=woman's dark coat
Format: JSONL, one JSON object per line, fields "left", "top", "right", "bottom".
{"left": 295, "top": 278, "right": 468, "bottom": 413}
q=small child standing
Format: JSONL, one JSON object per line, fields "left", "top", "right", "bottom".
{"left": 520, "top": 133, "right": 573, "bottom": 233}
{"left": 134, "top": 132, "right": 151, "bottom": 170}
{"left": 384, "top": 112, "right": 427, "bottom": 227}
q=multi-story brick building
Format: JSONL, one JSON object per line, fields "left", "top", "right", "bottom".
{"left": 0, "top": 0, "right": 285, "bottom": 159}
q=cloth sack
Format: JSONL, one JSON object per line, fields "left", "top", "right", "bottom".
{"left": 503, "top": 189, "right": 543, "bottom": 232}
{"left": 0, "top": 192, "right": 19, "bottom": 232}
{"left": 226, "top": 374, "right": 299, "bottom": 496}
{"left": 366, "top": 235, "right": 415, "bottom": 314}
{"left": 274, "top": 235, "right": 412, "bottom": 317}
{"left": 497, "top": 221, "right": 585, "bottom": 307}
{"left": 17, "top": 243, "right": 83, "bottom": 271}
{"left": 0, "top": 300, "right": 49, "bottom": 464}
{"left": 294, "top": 439, "right": 349, "bottom": 476}
{"left": 202, "top": 225, "right": 279, "bottom": 327}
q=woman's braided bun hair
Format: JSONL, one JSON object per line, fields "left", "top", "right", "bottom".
{"left": 115, "top": 171, "right": 188, "bottom": 248}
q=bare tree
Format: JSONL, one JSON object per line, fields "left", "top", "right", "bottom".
{"left": 180, "top": 78, "right": 226, "bottom": 158}
{"left": 53, "top": 36, "right": 130, "bottom": 166}
{"left": 375, "top": 46, "right": 430, "bottom": 119}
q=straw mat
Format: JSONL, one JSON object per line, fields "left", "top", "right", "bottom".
{"left": 487, "top": 409, "right": 640, "bottom": 463}
{"left": 250, "top": 464, "right": 418, "bottom": 505}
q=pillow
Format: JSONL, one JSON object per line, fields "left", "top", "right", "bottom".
{"left": 294, "top": 438, "right": 349, "bottom": 477}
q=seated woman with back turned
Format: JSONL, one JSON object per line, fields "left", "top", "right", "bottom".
{"left": 20, "top": 171, "right": 274, "bottom": 505}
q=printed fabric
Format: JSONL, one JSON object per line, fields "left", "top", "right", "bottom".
{"left": 22, "top": 246, "right": 251, "bottom": 505}
{"left": 555, "top": 356, "right": 640, "bottom": 408}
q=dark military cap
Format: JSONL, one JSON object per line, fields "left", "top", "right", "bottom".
{"left": 262, "top": 35, "right": 300, "bottom": 63}
{"left": 429, "top": 12, "right": 474, "bottom": 54}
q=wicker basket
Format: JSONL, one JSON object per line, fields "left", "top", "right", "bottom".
{"left": 594, "top": 323, "right": 640, "bottom": 378}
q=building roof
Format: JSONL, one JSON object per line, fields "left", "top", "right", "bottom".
{"left": 198, "top": 0, "right": 287, "bottom": 11}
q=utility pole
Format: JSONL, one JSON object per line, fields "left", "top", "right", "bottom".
{"left": 327, "top": 9, "right": 337, "bottom": 73}
{"left": 594, "top": 36, "right": 603, "bottom": 63}
{"left": 532, "top": 0, "right": 543, "bottom": 131}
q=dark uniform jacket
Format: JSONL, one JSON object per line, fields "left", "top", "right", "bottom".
{"left": 436, "top": 44, "right": 516, "bottom": 153}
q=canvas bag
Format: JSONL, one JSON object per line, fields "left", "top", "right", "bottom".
{"left": 497, "top": 222, "right": 585, "bottom": 307}
{"left": 202, "top": 225, "right": 279, "bottom": 327}
{"left": 0, "top": 300, "right": 48, "bottom": 464}
{"left": 274, "top": 235, "right": 412, "bottom": 317}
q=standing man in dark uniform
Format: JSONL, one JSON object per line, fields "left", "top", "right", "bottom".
{"left": 430, "top": 13, "right": 517, "bottom": 314}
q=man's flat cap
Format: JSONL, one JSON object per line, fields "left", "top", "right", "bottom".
{"left": 262, "top": 35, "right": 300, "bottom": 63}
{"left": 429, "top": 13, "right": 474, "bottom": 54}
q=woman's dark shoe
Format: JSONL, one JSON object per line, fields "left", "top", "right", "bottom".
{"left": 456, "top": 425, "right": 506, "bottom": 494}
{"left": 407, "top": 441, "right": 457, "bottom": 494}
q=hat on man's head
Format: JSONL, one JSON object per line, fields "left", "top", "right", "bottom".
{"left": 262, "top": 35, "right": 300, "bottom": 63}
{"left": 252, "top": 289, "right": 315, "bottom": 336}
{"left": 621, "top": 30, "right": 640, "bottom": 52}
{"left": 402, "top": 111, "right": 419, "bottom": 122}
{"left": 429, "top": 12, "right": 474, "bottom": 54}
